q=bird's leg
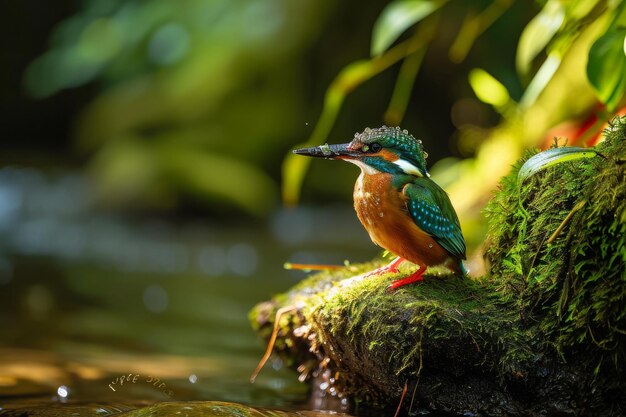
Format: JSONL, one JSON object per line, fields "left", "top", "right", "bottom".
{"left": 364, "top": 256, "right": 405, "bottom": 278}
{"left": 388, "top": 264, "right": 426, "bottom": 291}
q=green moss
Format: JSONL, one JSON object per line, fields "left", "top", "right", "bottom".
{"left": 485, "top": 116, "right": 626, "bottom": 374}
{"left": 251, "top": 260, "right": 526, "bottom": 408}
{"left": 250, "top": 117, "right": 626, "bottom": 415}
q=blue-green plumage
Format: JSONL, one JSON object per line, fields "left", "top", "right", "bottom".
{"left": 293, "top": 125, "right": 467, "bottom": 289}
{"left": 404, "top": 179, "right": 466, "bottom": 260}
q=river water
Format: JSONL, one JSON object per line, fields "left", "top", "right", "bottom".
{"left": 0, "top": 168, "right": 382, "bottom": 416}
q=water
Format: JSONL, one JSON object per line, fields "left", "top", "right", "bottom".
{"left": 0, "top": 168, "right": 379, "bottom": 415}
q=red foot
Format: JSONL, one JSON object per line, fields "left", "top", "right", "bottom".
{"left": 388, "top": 267, "right": 425, "bottom": 291}
{"left": 364, "top": 257, "right": 404, "bottom": 278}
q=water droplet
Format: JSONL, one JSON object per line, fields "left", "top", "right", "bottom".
{"left": 189, "top": 374, "right": 198, "bottom": 383}
{"left": 379, "top": 212, "right": 384, "bottom": 218}
{"left": 403, "top": 129, "right": 408, "bottom": 134}
{"left": 57, "top": 385, "right": 69, "bottom": 398}
{"left": 428, "top": 243, "right": 433, "bottom": 248}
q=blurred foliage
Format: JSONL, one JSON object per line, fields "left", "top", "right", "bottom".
{"left": 370, "top": 0, "right": 445, "bottom": 57}
{"left": 24, "top": 0, "right": 333, "bottom": 216}
{"left": 282, "top": 0, "right": 626, "bottom": 258}
{"left": 24, "top": 0, "right": 626, "bottom": 235}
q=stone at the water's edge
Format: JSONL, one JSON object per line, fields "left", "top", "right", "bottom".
{"left": 0, "top": 401, "right": 350, "bottom": 417}
{"left": 250, "top": 117, "right": 626, "bottom": 417}
{"left": 118, "top": 401, "right": 349, "bottom": 416}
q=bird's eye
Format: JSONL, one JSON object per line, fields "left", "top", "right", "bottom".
{"left": 370, "top": 143, "right": 382, "bottom": 152}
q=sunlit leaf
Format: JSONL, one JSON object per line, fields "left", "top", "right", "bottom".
{"left": 283, "top": 37, "right": 429, "bottom": 205}
{"left": 587, "top": 28, "right": 626, "bottom": 111}
{"left": 516, "top": 0, "right": 565, "bottom": 75}
{"left": 90, "top": 138, "right": 278, "bottom": 216}
{"left": 519, "top": 52, "right": 561, "bottom": 109}
{"left": 282, "top": 60, "right": 363, "bottom": 206}
{"left": 90, "top": 137, "right": 162, "bottom": 205}
{"left": 468, "top": 68, "right": 510, "bottom": 108}
{"left": 565, "top": 0, "right": 601, "bottom": 20}
{"left": 384, "top": 45, "right": 426, "bottom": 125}
{"left": 371, "top": 0, "right": 444, "bottom": 57}
{"left": 517, "top": 146, "right": 598, "bottom": 183}
{"left": 448, "top": 0, "right": 514, "bottom": 64}
{"left": 385, "top": 18, "right": 438, "bottom": 125}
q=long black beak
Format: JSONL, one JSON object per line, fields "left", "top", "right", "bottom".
{"left": 292, "top": 143, "right": 357, "bottom": 159}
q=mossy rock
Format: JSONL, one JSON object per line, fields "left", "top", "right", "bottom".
{"left": 250, "top": 118, "right": 626, "bottom": 416}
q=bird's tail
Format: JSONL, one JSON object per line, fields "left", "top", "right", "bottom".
{"left": 447, "top": 258, "right": 469, "bottom": 277}
{"left": 459, "top": 260, "right": 469, "bottom": 276}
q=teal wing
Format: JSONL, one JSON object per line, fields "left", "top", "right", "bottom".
{"left": 403, "top": 179, "right": 466, "bottom": 260}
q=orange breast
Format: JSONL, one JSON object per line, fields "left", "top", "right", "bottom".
{"left": 353, "top": 173, "right": 450, "bottom": 267}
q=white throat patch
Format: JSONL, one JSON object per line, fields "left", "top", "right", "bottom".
{"left": 346, "top": 159, "right": 380, "bottom": 175}
{"left": 392, "top": 158, "right": 425, "bottom": 177}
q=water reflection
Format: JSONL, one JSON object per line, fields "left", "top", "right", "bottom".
{"left": 197, "top": 245, "right": 227, "bottom": 276}
{"left": 142, "top": 285, "right": 168, "bottom": 313}
{"left": 0, "top": 167, "right": 372, "bottom": 278}
{"left": 0, "top": 167, "right": 377, "bottom": 415}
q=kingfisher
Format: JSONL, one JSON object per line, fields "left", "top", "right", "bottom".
{"left": 293, "top": 126, "right": 467, "bottom": 290}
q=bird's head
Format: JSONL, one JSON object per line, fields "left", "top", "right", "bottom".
{"left": 293, "top": 125, "right": 429, "bottom": 177}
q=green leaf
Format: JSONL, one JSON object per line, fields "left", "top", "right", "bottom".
{"left": 283, "top": 38, "right": 428, "bottom": 205}
{"left": 519, "top": 52, "right": 561, "bottom": 109}
{"left": 565, "top": 0, "right": 601, "bottom": 21}
{"left": 371, "top": 0, "right": 443, "bottom": 56}
{"left": 517, "top": 146, "right": 598, "bottom": 183}
{"left": 587, "top": 28, "right": 626, "bottom": 111}
{"left": 516, "top": 0, "right": 565, "bottom": 75}
{"left": 468, "top": 68, "right": 510, "bottom": 108}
